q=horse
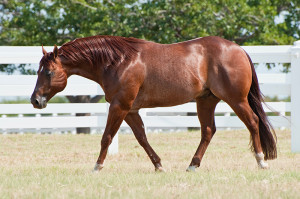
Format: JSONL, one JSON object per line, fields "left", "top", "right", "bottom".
{"left": 31, "top": 35, "right": 277, "bottom": 172}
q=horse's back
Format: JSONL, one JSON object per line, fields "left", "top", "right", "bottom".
{"left": 132, "top": 36, "right": 251, "bottom": 109}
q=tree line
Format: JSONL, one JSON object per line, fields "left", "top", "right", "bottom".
{"left": 1, "top": 0, "right": 299, "bottom": 73}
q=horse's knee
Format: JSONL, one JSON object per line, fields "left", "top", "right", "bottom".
{"left": 110, "top": 99, "right": 133, "bottom": 113}
{"left": 101, "top": 135, "right": 112, "bottom": 148}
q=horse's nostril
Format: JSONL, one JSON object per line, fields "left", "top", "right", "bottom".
{"left": 35, "top": 99, "right": 40, "bottom": 106}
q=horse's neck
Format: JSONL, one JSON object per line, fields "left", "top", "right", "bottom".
{"left": 64, "top": 62, "right": 103, "bottom": 85}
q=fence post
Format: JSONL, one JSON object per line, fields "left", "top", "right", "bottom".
{"left": 52, "top": 113, "right": 60, "bottom": 134}
{"left": 2, "top": 115, "right": 7, "bottom": 134}
{"left": 18, "top": 114, "right": 24, "bottom": 134}
{"left": 140, "top": 108, "right": 148, "bottom": 133}
{"left": 36, "top": 113, "right": 41, "bottom": 134}
{"left": 70, "top": 113, "right": 76, "bottom": 135}
{"left": 291, "top": 40, "right": 300, "bottom": 152}
{"left": 224, "top": 112, "right": 231, "bottom": 131}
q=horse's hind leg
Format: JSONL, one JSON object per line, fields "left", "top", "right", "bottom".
{"left": 227, "top": 99, "right": 269, "bottom": 169}
{"left": 125, "top": 112, "right": 165, "bottom": 172}
{"left": 187, "top": 95, "right": 220, "bottom": 172}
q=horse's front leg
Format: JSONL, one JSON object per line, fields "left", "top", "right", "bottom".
{"left": 125, "top": 112, "right": 165, "bottom": 172}
{"left": 94, "top": 101, "right": 129, "bottom": 171}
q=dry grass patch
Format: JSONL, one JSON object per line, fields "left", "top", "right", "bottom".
{"left": 0, "top": 130, "right": 299, "bottom": 199}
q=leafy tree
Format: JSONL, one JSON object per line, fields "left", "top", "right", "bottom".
{"left": 130, "top": 0, "right": 299, "bottom": 45}
{"left": 1, "top": 0, "right": 298, "bottom": 47}
{"left": 1, "top": 0, "right": 298, "bottom": 73}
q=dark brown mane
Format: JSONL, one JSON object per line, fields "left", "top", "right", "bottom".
{"left": 59, "top": 35, "right": 145, "bottom": 69}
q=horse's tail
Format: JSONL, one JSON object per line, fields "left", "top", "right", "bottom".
{"left": 246, "top": 52, "right": 277, "bottom": 160}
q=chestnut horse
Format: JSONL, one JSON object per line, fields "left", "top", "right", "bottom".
{"left": 31, "top": 35, "right": 276, "bottom": 172}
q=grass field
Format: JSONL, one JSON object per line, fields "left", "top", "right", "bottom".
{"left": 0, "top": 130, "right": 299, "bottom": 199}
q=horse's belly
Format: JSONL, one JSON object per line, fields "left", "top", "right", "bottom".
{"left": 132, "top": 80, "right": 203, "bottom": 109}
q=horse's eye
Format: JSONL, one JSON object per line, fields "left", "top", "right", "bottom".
{"left": 45, "top": 70, "right": 53, "bottom": 77}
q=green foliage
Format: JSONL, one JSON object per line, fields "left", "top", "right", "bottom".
{"left": 0, "top": 96, "right": 68, "bottom": 104}
{"left": 128, "top": 0, "right": 299, "bottom": 45}
{"left": 0, "top": 64, "right": 36, "bottom": 74}
{"left": 98, "top": 96, "right": 107, "bottom": 103}
{"left": 0, "top": 0, "right": 299, "bottom": 73}
{"left": 264, "top": 95, "right": 290, "bottom": 102}
{"left": 0, "top": 97, "right": 30, "bottom": 104}
{"left": 48, "top": 96, "right": 69, "bottom": 103}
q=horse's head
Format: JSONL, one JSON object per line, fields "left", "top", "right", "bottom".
{"left": 31, "top": 45, "right": 68, "bottom": 109}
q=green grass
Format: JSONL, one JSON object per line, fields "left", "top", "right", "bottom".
{"left": 0, "top": 130, "right": 299, "bottom": 199}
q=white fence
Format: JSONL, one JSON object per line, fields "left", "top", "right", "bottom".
{"left": 0, "top": 42, "right": 300, "bottom": 153}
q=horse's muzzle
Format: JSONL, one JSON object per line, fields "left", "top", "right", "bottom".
{"left": 31, "top": 95, "right": 47, "bottom": 109}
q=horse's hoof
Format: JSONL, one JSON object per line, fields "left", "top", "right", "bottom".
{"left": 186, "top": 165, "right": 197, "bottom": 172}
{"left": 258, "top": 161, "right": 269, "bottom": 169}
{"left": 93, "top": 163, "right": 104, "bottom": 172}
{"left": 155, "top": 166, "right": 166, "bottom": 173}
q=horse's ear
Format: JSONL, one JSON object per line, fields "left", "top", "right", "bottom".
{"left": 53, "top": 45, "right": 58, "bottom": 58}
{"left": 42, "top": 45, "right": 47, "bottom": 56}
